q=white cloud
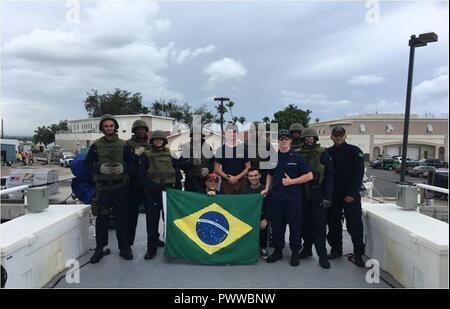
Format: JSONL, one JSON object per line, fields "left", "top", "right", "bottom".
{"left": 299, "top": 3, "right": 449, "bottom": 77}
{"left": 360, "top": 99, "right": 404, "bottom": 114}
{"left": 171, "top": 45, "right": 215, "bottom": 64}
{"left": 154, "top": 19, "right": 171, "bottom": 32}
{"left": 413, "top": 72, "right": 449, "bottom": 101}
{"left": 203, "top": 57, "right": 247, "bottom": 90}
{"left": 281, "top": 90, "right": 352, "bottom": 112}
{"left": 348, "top": 74, "right": 386, "bottom": 86}
{"left": 2, "top": 1, "right": 214, "bottom": 135}
{"left": 433, "top": 65, "right": 448, "bottom": 77}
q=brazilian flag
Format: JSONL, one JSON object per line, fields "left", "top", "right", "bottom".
{"left": 165, "top": 188, "right": 263, "bottom": 265}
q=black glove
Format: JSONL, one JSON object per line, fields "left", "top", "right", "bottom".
{"left": 322, "top": 199, "right": 332, "bottom": 209}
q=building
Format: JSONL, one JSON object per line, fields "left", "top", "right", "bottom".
{"left": 167, "top": 129, "right": 224, "bottom": 158}
{"left": 55, "top": 114, "right": 175, "bottom": 154}
{"left": 309, "top": 114, "right": 448, "bottom": 161}
{"left": 1, "top": 139, "right": 18, "bottom": 163}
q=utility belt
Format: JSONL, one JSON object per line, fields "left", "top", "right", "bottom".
{"left": 94, "top": 175, "right": 129, "bottom": 192}
{"left": 302, "top": 181, "right": 322, "bottom": 202}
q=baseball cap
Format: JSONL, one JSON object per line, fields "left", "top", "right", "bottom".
{"left": 331, "top": 126, "right": 346, "bottom": 136}
{"left": 206, "top": 173, "right": 219, "bottom": 182}
{"left": 278, "top": 129, "right": 291, "bottom": 139}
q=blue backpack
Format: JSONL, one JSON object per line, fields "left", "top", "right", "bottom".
{"left": 70, "top": 154, "right": 96, "bottom": 204}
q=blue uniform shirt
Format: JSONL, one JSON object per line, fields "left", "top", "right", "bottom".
{"left": 268, "top": 149, "right": 311, "bottom": 201}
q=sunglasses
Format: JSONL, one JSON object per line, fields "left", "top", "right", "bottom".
{"left": 278, "top": 137, "right": 290, "bottom": 141}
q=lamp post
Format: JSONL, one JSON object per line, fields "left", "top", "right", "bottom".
{"left": 400, "top": 32, "right": 438, "bottom": 183}
{"left": 214, "top": 97, "right": 230, "bottom": 145}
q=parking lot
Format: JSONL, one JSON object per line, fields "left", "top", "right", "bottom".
{"left": 366, "top": 167, "right": 428, "bottom": 198}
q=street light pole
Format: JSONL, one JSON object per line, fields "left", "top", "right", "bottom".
{"left": 214, "top": 97, "right": 230, "bottom": 145}
{"left": 400, "top": 36, "right": 416, "bottom": 183}
{"left": 399, "top": 33, "right": 438, "bottom": 184}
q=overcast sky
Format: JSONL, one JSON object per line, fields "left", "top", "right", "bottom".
{"left": 1, "top": 0, "right": 449, "bottom": 136}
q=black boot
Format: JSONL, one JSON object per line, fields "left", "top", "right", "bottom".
{"left": 290, "top": 251, "right": 300, "bottom": 267}
{"left": 327, "top": 249, "right": 342, "bottom": 260}
{"left": 157, "top": 239, "right": 165, "bottom": 247}
{"left": 354, "top": 254, "right": 365, "bottom": 268}
{"left": 120, "top": 248, "right": 133, "bottom": 260}
{"left": 319, "top": 257, "right": 331, "bottom": 269}
{"left": 144, "top": 248, "right": 157, "bottom": 260}
{"left": 266, "top": 250, "right": 283, "bottom": 263}
{"left": 90, "top": 248, "right": 104, "bottom": 264}
{"left": 298, "top": 248, "right": 313, "bottom": 259}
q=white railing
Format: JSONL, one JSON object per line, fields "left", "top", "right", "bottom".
{"left": 415, "top": 183, "right": 449, "bottom": 195}
{"left": 0, "top": 185, "right": 30, "bottom": 196}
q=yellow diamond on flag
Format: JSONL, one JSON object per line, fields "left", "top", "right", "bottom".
{"left": 173, "top": 203, "right": 253, "bottom": 255}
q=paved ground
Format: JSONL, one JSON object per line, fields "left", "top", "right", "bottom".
{"left": 366, "top": 167, "right": 427, "bottom": 198}
{"left": 46, "top": 214, "right": 394, "bottom": 289}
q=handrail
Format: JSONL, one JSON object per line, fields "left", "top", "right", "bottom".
{"left": 415, "top": 183, "right": 449, "bottom": 195}
{"left": 0, "top": 185, "right": 30, "bottom": 195}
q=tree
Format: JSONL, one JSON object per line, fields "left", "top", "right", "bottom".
{"left": 32, "top": 120, "right": 69, "bottom": 148}
{"left": 32, "top": 126, "right": 54, "bottom": 147}
{"left": 149, "top": 98, "right": 194, "bottom": 126}
{"left": 84, "top": 89, "right": 148, "bottom": 117}
{"left": 49, "top": 120, "right": 69, "bottom": 133}
{"left": 315, "top": 118, "right": 320, "bottom": 123}
{"left": 193, "top": 104, "right": 217, "bottom": 125}
{"left": 272, "top": 104, "right": 311, "bottom": 130}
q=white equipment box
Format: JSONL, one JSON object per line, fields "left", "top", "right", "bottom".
{"left": 1, "top": 205, "right": 90, "bottom": 288}
{"left": 362, "top": 203, "right": 449, "bottom": 288}
{"left": 6, "top": 169, "right": 59, "bottom": 199}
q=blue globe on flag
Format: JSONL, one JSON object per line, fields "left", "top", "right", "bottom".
{"left": 196, "top": 211, "right": 230, "bottom": 245}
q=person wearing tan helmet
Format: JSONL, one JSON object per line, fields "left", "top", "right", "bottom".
{"left": 84, "top": 114, "right": 134, "bottom": 263}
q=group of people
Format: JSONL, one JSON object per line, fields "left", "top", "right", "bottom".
{"left": 84, "top": 114, "right": 366, "bottom": 269}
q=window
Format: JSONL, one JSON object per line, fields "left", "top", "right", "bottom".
{"left": 427, "top": 124, "right": 433, "bottom": 133}
{"left": 386, "top": 124, "right": 394, "bottom": 132}
{"left": 360, "top": 124, "right": 366, "bottom": 133}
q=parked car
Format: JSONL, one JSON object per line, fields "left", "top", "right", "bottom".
{"left": 371, "top": 159, "right": 383, "bottom": 169}
{"left": 392, "top": 155, "right": 402, "bottom": 161}
{"left": 60, "top": 154, "right": 75, "bottom": 167}
{"left": 431, "top": 169, "right": 449, "bottom": 200}
{"left": 381, "top": 158, "right": 399, "bottom": 171}
{"left": 394, "top": 158, "right": 418, "bottom": 173}
{"left": 423, "top": 159, "right": 446, "bottom": 168}
{"left": 409, "top": 165, "right": 436, "bottom": 178}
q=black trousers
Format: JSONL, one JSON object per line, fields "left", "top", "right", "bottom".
{"left": 184, "top": 175, "right": 205, "bottom": 193}
{"left": 326, "top": 194, "right": 365, "bottom": 255}
{"left": 95, "top": 185, "right": 130, "bottom": 251}
{"left": 269, "top": 196, "right": 303, "bottom": 252}
{"left": 143, "top": 191, "right": 163, "bottom": 252}
{"left": 301, "top": 186, "right": 327, "bottom": 258}
{"left": 260, "top": 224, "right": 269, "bottom": 249}
{"left": 127, "top": 183, "right": 145, "bottom": 247}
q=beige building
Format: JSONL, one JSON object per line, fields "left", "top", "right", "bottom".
{"left": 167, "top": 129, "right": 224, "bottom": 158}
{"left": 55, "top": 114, "right": 175, "bottom": 153}
{"left": 309, "top": 114, "right": 448, "bottom": 161}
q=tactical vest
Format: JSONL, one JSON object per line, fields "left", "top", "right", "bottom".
{"left": 144, "top": 147, "right": 176, "bottom": 185}
{"left": 298, "top": 144, "right": 326, "bottom": 185}
{"left": 291, "top": 139, "right": 303, "bottom": 151}
{"left": 126, "top": 136, "right": 151, "bottom": 150}
{"left": 92, "top": 135, "right": 128, "bottom": 190}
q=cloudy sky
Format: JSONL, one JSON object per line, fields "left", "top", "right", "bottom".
{"left": 1, "top": 0, "right": 449, "bottom": 136}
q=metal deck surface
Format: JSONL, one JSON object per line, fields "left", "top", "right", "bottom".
{"left": 47, "top": 214, "right": 395, "bottom": 288}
